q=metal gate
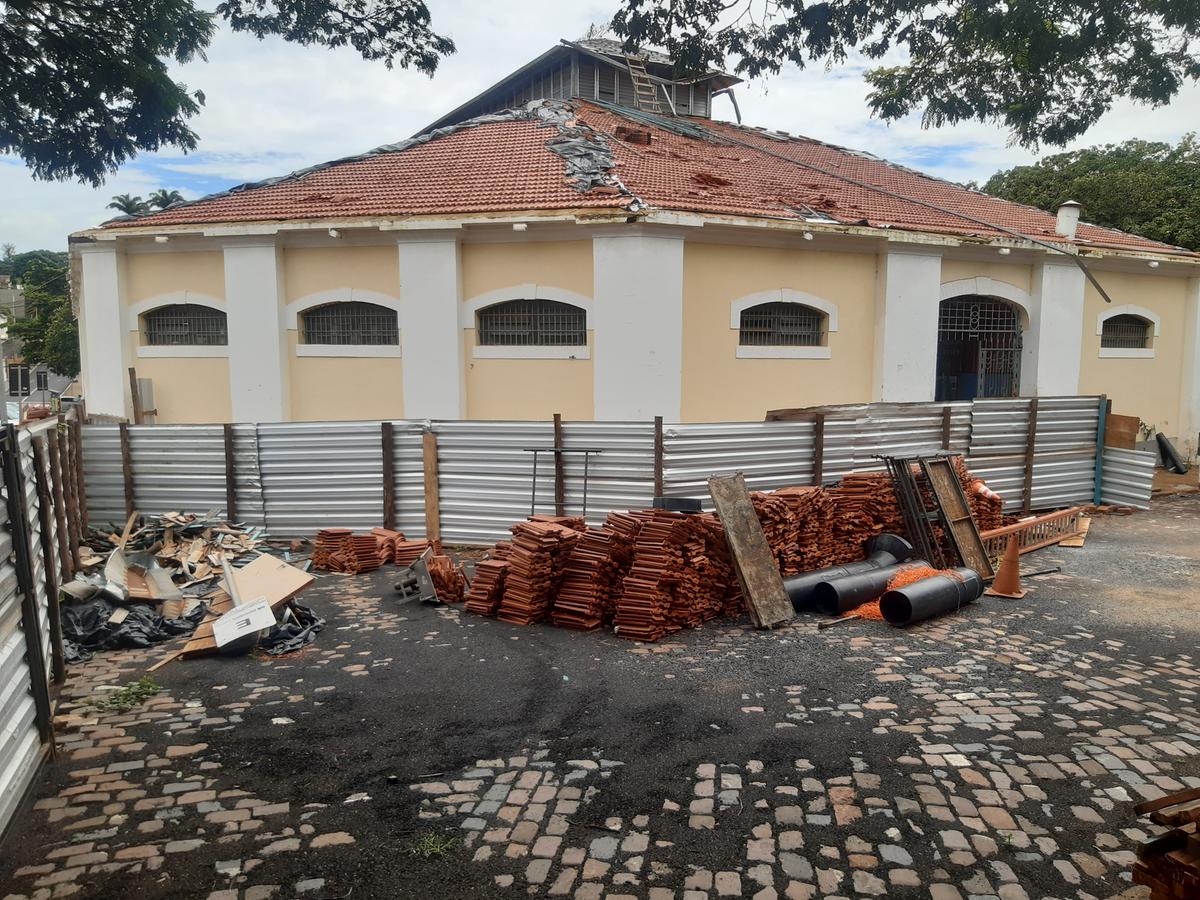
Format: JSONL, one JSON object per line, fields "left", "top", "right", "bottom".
{"left": 936, "top": 297, "right": 1022, "bottom": 401}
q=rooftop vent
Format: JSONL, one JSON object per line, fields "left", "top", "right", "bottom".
{"left": 615, "top": 125, "right": 652, "bottom": 146}
{"left": 1056, "top": 200, "right": 1081, "bottom": 239}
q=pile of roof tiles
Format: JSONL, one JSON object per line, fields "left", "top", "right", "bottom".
{"left": 953, "top": 457, "right": 1011, "bottom": 531}
{"left": 552, "top": 513, "right": 639, "bottom": 631}
{"left": 429, "top": 553, "right": 466, "bottom": 603}
{"left": 464, "top": 542, "right": 512, "bottom": 616}
{"left": 772, "top": 487, "right": 834, "bottom": 574}
{"left": 371, "top": 528, "right": 404, "bottom": 565}
{"left": 312, "top": 529, "right": 354, "bottom": 571}
{"left": 824, "top": 473, "right": 906, "bottom": 565}
{"left": 494, "top": 520, "right": 581, "bottom": 625}
{"left": 394, "top": 540, "right": 436, "bottom": 567}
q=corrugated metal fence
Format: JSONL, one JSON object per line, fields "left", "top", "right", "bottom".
{"left": 80, "top": 395, "right": 1156, "bottom": 544}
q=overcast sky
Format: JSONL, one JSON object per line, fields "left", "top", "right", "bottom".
{"left": 3, "top": 0, "right": 1199, "bottom": 252}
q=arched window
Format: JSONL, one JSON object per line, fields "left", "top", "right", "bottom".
{"left": 301, "top": 301, "right": 398, "bottom": 345}
{"left": 738, "top": 301, "right": 825, "bottom": 347}
{"left": 1101, "top": 314, "right": 1152, "bottom": 350}
{"left": 142, "top": 304, "right": 227, "bottom": 346}
{"left": 477, "top": 299, "right": 586, "bottom": 347}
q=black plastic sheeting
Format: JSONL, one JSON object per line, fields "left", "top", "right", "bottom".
{"left": 259, "top": 603, "right": 325, "bottom": 656}
{"left": 62, "top": 599, "right": 206, "bottom": 662}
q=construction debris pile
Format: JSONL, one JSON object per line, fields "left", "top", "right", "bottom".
{"left": 1133, "top": 787, "right": 1200, "bottom": 899}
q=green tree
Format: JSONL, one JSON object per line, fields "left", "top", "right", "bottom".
{"left": 148, "top": 189, "right": 185, "bottom": 209}
{"left": 107, "top": 194, "right": 151, "bottom": 216}
{"left": 2, "top": 249, "right": 69, "bottom": 281}
{"left": 982, "top": 135, "right": 1200, "bottom": 251}
{"left": 9, "top": 258, "right": 79, "bottom": 378}
{"left": 611, "top": 1, "right": 1200, "bottom": 148}
{"left": 2, "top": 1, "right": 455, "bottom": 186}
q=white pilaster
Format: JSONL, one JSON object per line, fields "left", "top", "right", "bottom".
{"left": 78, "top": 243, "right": 129, "bottom": 418}
{"left": 1026, "top": 259, "right": 1085, "bottom": 395}
{"left": 223, "top": 241, "right": 288, "bottom": 422}
{"left": 872, "top": 250, "right": 942, "bottom": 401}
{"left": 1179, "top": 277, "right": 1200, "bottom": 454}
{"left": 397, "top": 236, "right": 465, "bottom": 419}
{"left": 592, "top": 232, "right": 684, "bottom": 421}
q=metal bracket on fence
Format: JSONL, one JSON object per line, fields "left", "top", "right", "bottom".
{"left": 524, "top": 447, "right": 602, "bottom": 518}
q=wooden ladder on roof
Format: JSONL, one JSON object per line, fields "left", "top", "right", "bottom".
{"left": 624, "top": 55, "right": 665, "bottom": 115}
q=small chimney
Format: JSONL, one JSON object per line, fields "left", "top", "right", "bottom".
{"left": 1056, "top": 200, "right": 1081, "bottom": 239}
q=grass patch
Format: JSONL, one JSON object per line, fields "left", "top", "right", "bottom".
{"left": 86, "top": 676, "right": 161, "bottom": 713}
{"left": 404, "top": 830, "right": 459, "bottom": 858}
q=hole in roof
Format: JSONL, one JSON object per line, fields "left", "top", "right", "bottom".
{"left": 692, "top": 172, "right": 733, "bottom": 188}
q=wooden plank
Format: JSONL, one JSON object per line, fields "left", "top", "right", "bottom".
{"left": 653, "top": 416, "right": 664, "bottom": 497}
{"left": 381, "top": 421, "right": 396, "bottom": 531}
{"left": 708, "top": 473, "right": 793, "bottom": 629}
{"left": 118, "top": 422, "right": 135, "bottom": 520}
{"left": 941, "top": 405, "right": 953, "bottom": 450}
{"left": 552, "top": 413, "right": 566, "bottom": 517}
{"left": 1137, "top": 787, "right": 1200, "bottom": 816}
{"left": 223, "top": 424, "right": 238, "bottom": 522}
{"left": 1021, "top": 397, "right": 1039, "bottom": 515}
{"left": 219, "top": 554, "right": 314, "bottom": 609}
{"left": 812, "top": 412, "right": 826, "bottom": 486}
{"left": 68, "top": 417, "right": 88, "bottom": 539}
{"left": 1105, "top": 412, "right": 1140, "bottom": 450}
{"left": 46, "top": 425, "right": 73, "bottom": 581}
{"left": 922, "top": 456, "right": 995, "bottom": 579}
{"left": 56, "top": 428, "right": 80, "bottom": 570}
{"left": 1058, "top": 517, "right": 1091, "bottom": 548}
{"left": 128, "top": 367, "right": 144, "bottom": 425}
{"left": 31, "top": 436, "right": 66, "bottom": 685}
{"left": 422, "top": 430, "right": 441, "bottom": 542}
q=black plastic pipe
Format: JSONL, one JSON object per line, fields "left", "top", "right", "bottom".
{"left": 811, "top": 560, "right": 931, "bottom": 615}
{"left": 1156, "top": 432, "right": 1190, "bottom": 475}
{"left": 783, "top": 533, "right": 913, "bottom": 612}
{"left": 879, "top": 567, "right": 984, "bottom": 627}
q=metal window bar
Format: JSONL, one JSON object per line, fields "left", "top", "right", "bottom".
{"left": 143, "top": 304, "right": 227, "bottom": 346}
{"left": 938, "top": 298, "right": 1020, "bottom": 336}
{"left": 1101, "top": 315, "right": 1151, "bottom": 349}
{"left": 301, "top": 302, "right": 399, "bottom": 346}
{"left": 738, "top": 302, "right": 824, "bottom": 347}
{"left": 477, "top": 299, "right": 586, "bottom": 347}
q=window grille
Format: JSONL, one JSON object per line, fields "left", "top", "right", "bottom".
{"left": 477, "top": 299, "right": 586, "bottom": 346}
{"left": 738, "top": 302, "right": 824, "bottom": 347}
{"left": 143, "top": 304, "right": 227, "bottom": 346}
{"left": 301, "top": 302, "right": 398, "bottom": 346}
{"left": 1101, "top": 314, "right": 1152, "bottom": 349}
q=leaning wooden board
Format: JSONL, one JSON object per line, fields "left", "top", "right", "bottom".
{"left": 709, "top": 473, "right": 793, "bottom": 629}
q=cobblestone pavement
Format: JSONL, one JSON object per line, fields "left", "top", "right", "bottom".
{"left": 1, "top": 495, "right": 1198, "bottom": 899}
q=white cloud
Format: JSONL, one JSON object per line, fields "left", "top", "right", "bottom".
{"left": 2, "top": 0, "right": 1198, "bottom": 250}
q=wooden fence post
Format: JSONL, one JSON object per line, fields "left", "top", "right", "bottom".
{"left": 552, "top": 413, "right": 566, "bottom": 517}
{"left": 46, "top": 425, "right": 73, "bottom": 581}
{"left": 653, "top": 416, "right": 664, "bottom": 497}
{"left": 223, "top": 424, "right": 239, "bottom": 522}
{"left": 69, "top": 416, "right": 87, "bottom": 538}
{"left": 118, "top": 421, "right": 135, "bottom": 520}
{"left": 422, "top": 430, "right": 441, "bottom": 543}
{"left": 1022, "top": 397, "right": 1040, "bottom": 515}
{"left": 31, "top": 436, "right": 65, "bottom": 685}
{"left": 56, "top": 429, "right": 79, "bottom": 569}
{"left": 381, "top": 422, "right": 396, "bottom": 531}
{"left": 941, "top": 405, "right": 953, "bottom": 450}
{"left": 812, "top": 412, "right": 827, "bottom": 486}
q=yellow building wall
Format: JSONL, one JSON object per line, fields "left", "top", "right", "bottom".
{"left": 680, "top": 243, "right": 877, "bottom": 421}
{"left": 282, "top": 245, "right": 400, "bottom": 302}
{"left": 1078, "top": 271, "right": 1189, "bottom": 435}
{"left": 459, "top": 240, "right": 594, "bottom": 419}
{"left": 286, "top": 334, "right": 405, "bottom": 421}
{"left": 125, "top": 251, "right": 226, "bottom": 304}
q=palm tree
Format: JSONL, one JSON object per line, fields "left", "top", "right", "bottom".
{"left": 107, "top": 194, "right": 149, "bottom": 216}
{"left": 148, "top": 188, "right": 184, "bottom": 209}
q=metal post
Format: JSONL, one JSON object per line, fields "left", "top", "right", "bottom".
{"left": 529, "top": 449, "right": 539, "bottom": 515}
{"left": 1093, "top": 394, "right": 1108, "bottom": 505}
{"left": 582, "top": 450, "right": 591, "bottom": 518}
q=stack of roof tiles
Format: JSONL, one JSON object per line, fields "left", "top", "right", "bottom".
{"left": 953, "top": 457, "right": 1010, "bottom": 531}
{"left": 428, "top": 554, "right": 466, "bottom": 603}
{"left": 464, "top": 542, "right": 512, "bottom": 616}
{"left": 495, "top": 520, "right": 580, "bottom": 625}
{"left": 551, "top": 513, "right": 641, "bottom": 631}
{"left": 825, "top": 473, "right": 906, "bottom": 565}
{"left": 773, "top": 487, "right": 835, "bottom": 573}
{"left": 371, "top": 528, "right": 405, "bottom": 566}
{"left": 394, "top": 540, "right": 436, "bottom": 567}
{"left": 312, "top": 529, "right": 354, "bottom": 572}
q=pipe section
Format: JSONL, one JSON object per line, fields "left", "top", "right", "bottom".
{"left": 879, "top": 567, "right": 984, "bottom": 627}
{"left": 783, "top": 534, "right": 913, "bottom": 612}
{"left": 811, "top": 561, "right": 931, "bottom": 616}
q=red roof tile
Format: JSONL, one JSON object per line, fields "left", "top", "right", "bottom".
{"left": 105, "top": 101, "right": 1192, "bottom": 257}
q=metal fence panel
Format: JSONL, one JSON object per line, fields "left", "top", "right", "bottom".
{"left": 0, "top": 452, "right": 41, "bottom": 838}
{"left": 1100, "top": 447, "right": 1155, "bottom": 509}
{"left": 662, "top": 421, "right": 816, "bottom": 499}
{"left": 560, "top": 422, "right": 656, "bottom": 526}
{"left": 232, "top": 424, "right": 266, "bottom": 528}
{"left": 258, "top": 421, "right": 385, "bottom": 536}
{"left": 433, "top": 421, "right": 555, "bottom": 545}
{"left": 388, "top": 422, "right": 427, "bottom": 540}
{"left": 81, "top": 424, "right": 125, "bottom": 526}
{"left": 968, "top": 398, "right": 1034, "bottom": 456}
{"left": 128, "top": 425, "right": 228, "bottom": 517}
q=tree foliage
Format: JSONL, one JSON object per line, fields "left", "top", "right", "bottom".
{"left": 8, "top": 258, "right": 79, "bottom": 378}
{"left": 148, "top": 188, "right": 185, "bottom": 209}
{"left": 1, "top": 1, "right": 454, "bottom": 186}
{"left": 983, "top": 134, "right": 1200, "bottom": 251}
{"left": 108, "top": 194, "right": 152, "bottom": 216}
{"left": 0, "top": 248, "right": 69, "bottom": 280}
{"left": 611, "top": 0, "right": 1200, "bottom": 148}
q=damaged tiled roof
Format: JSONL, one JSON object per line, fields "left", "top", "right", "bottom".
{"left": 105, "top": 100, "right": 1193, "bottom": 257}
